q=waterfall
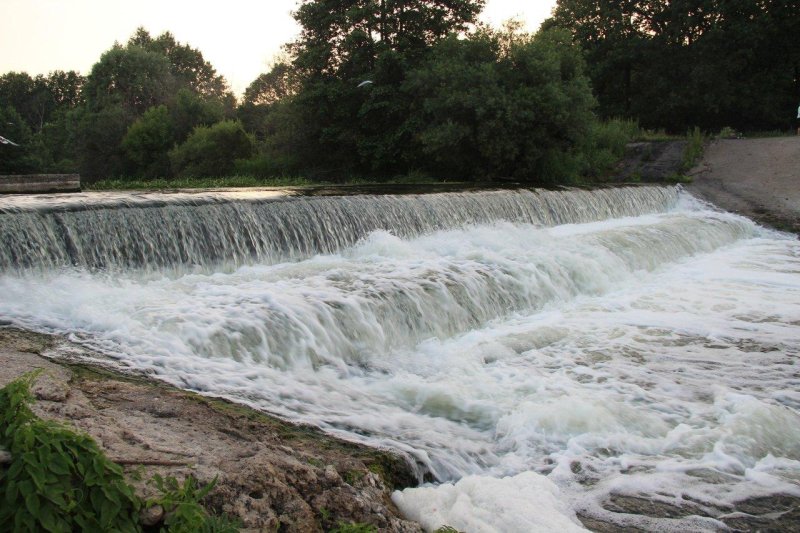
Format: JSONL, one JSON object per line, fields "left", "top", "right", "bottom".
{"left": 0, "top": 186, "right": 678, "bottom": 270}
{"left": 2, "top": 184, "right": 798, "bottom": 532}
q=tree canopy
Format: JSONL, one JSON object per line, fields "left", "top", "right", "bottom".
{"left": 546, "top": 0, "right": 800, "bottom": 131}
{"left": 3, "top": 0, "right": 796, "bottom": 181}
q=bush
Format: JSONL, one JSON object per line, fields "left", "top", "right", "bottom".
{"left": 578, "top": 118, "right": 638, "bottom": 179}
{"left": 122, "top": 104, "right": 174, "bottom": 178}
{"left": 0, "top": 372, "right": 239, "bottom": 532}
{"left": 170, "top": 120, "right": 254, "bottom": 178}
{"left": 0, "top": 371, "right": 140, "bottom": 531}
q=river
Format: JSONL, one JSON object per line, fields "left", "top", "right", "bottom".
{"left": 0, "top": 185, "right": 798, "bottom": 531}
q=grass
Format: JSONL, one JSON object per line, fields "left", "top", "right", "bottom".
{"left": 681, "top": 126, "right": 705, "bottom": 172}
{"left": 86, "top": 172, "right": 463, "bottom": 191}
{"left": 87, "top": 175, "right": 316, "bottom": 191}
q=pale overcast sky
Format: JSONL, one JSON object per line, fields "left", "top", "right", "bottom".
{"left": 0, "top": 0, "right": 557, "bottom": 96}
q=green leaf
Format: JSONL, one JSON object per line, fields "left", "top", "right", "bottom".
{"left": 24, "top": 491, "right": 40, "bottom": 516}
{"left": 100, "top": 497, "right": 121, "bottom": 527}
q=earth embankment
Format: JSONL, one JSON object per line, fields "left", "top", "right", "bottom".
{"left": 688, "top": 136, "right": 800, "bottom": 234}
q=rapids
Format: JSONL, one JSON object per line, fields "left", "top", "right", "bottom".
{"left": 0, "top": 186, "right": 798, "bottom": 531}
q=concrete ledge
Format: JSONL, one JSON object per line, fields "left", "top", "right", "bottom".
{"left": 0, "top": 174, "right": 81, "bottom": 194}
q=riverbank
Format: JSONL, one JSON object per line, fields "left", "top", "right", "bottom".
{"left": 0, "top": 327, "right": 422, "bottom": 532}
{"left": 688, "top": 136, "right": 800, "bottom": 234}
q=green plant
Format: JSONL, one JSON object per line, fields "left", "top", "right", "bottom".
{"left": 434, "top": 527, "right": 463, "bottom": 533}
{"left": 343, "top": 469, "right": 365, "bottom": 486}
{"left": 147, "top": 474, "right": 239, "bottom": 533}
{"left": 328, "top": 522, "right": 377, "bottom": 533}
{"left": 681, "top": 126, "right": 705, "bottom": 171}
{"left": 716, "top": 126, "right": 739, "bottom": 139}
{"left": 0, "top": 372, "right": 239, "bottom": 533}
{"left": 169, "top": 120, "right": 255, "bottom": 178}
{"left": 0, "top": 371, "right": 140, "bottom": 532}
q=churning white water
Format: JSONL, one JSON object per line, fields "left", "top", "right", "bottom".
{"left": 1, "top": 187, "right": 798, "bottom": 531}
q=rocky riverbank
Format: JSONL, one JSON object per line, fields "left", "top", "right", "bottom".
{"left": 0, "top": 327, "right": 422, "bottom": 532}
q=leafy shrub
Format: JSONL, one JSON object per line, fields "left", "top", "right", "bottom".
{"left": 681, "top": 126, "right": 705, "bottom": 171}
{"left": 578, "top": 118, "right": 638, "bottom": 179}
{"left": 122, "top": 104, "right": 174, "bottom": 178}
{"left": 170, "top": 120, "right": 254, "bottom": 178}
{"left": 0, "top": 371, "right": 140, "bottom": 532}
{"left": 0, "top": 372, "right": 238, "bottom": 532}
{"left": 148, "top": 474, "right": 239, "bottom": 533}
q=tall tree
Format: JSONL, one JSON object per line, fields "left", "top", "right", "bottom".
{"left": 548, "top": 0, "right": 800, "bottom": 131}
{"left": 127, "top": 28, "right": 231, "bottom": 99}
{"left": 290, "top": 0, "right": 486, "bottom": 80}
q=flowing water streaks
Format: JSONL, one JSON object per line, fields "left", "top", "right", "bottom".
{"left": 0, "top": 186, "right": 798, "bottom": 531}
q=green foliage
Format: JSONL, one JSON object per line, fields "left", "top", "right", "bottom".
{"left": 577, "top": 118, "right": 638, "bottom": 179}
{"left": 0, "top": 106, "right": 37, "bottom": 173}
{"left": 681, "top": 126, "right": 705, "bottom": 172}
{"left": 401, "top": 27, "right": 596, "bottom": 182}
{"left": 548, "top": 0, "right": 800, "bottom": 132}
{"left": 88, "top": 175, "right": 314, "bottom": 190}
{"left": 0, "top": 373, "right": 239, "bottom": 533}
{"left": 147, "top": 474, "right": 239, "bottom": 533}
{"left": 129, "top": 28, "right": 230, "bottom": 100}
{"left": 84, "top": 45, "right": 173, "bottom": 115}
{"left": 122, "top": 105, "right": 174, "bottom": 178}
{"left": 434, "top": 527, "right": 463, "bottom": 533}
{"left": 328, "top": 522, "right": 377, "bottom": 533}
{"left": 74, "top": 104, "right": 132, "bottom": 178}
{"left": 0, "top": 372, "right": 141, "bottom": 532}
{"left": 171, "top": 88, "right": 226, "bottom": 143}
{"left": 169, "top": 120, "right": 255, "bottom": 178}
{"left": 290, "top": 0, "right": 485, "bottom": 79}
{"left": 0, "top": 70, "right": 84, "bottom": 134}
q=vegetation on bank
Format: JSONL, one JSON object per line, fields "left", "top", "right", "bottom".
{"left": 0, "top": 372, "right": 238, "bottom": 532}
{"left": 1, "top": 0, "right": 797, "bottom": 184}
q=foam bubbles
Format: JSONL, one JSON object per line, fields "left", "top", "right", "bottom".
{"left": 393, "top": 472, "right": 587, "bottom": 533}
{"left": 0, "top": 191, "right": 798, "bottom": 530}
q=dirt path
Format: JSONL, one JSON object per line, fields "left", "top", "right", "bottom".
{"left": 688, "top": 137, "right": 800, "bottom": 233}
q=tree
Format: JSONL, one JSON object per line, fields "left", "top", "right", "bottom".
{"left": 171, "top": 88, "right": 226, "bottom": 143}
{"left": 128, "top": 28, "right": 230, "bottom": 99}
{"left": 401, "top": 27, "right": 596, "bottom": 181}
{"left": 239, "top": 61, "right": 300, "bottom": 140}
{"left": 46, "top": 70, "right": 85, "bottom": 109}
{"left": 83, "top": 45, "right": 173, "bottom": 115}
{"left": 122, "top": 105, "right": 174, "bottom": 178}
{"left": 169, "top": 120, "right": 254, "bottom": 177}
{"left": 547, "top": 0, "right": 800, "bottom": 131}
{"left": 244, "top": 62, "right": 299, "bottom": 106}
{"left": 290, "top": 0, "right": 486, "bottom": 80}
{"left": 0, "top": 71, "right": 83, "bottom": 134}
{"left": 0, "top": 106, "right": 35, "bottom": 173}
{"left": 266, "top": 0, "right": 487, "bottom": 179}
{"left": 72, "top": 105, "right": 131, "bottom": 178}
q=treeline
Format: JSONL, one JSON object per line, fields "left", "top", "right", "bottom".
{"left": 547, "top": 0, "right": 800, "bottom": 132}
{"left": 1, "top": 0, "right": 797, "bottom": 183}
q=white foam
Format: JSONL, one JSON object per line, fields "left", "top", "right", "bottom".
{"left": 1, "top": 192, "right": 798, "bottom": 529}
{"left": 392, "top": 472, "right": 587, "bottom": 533}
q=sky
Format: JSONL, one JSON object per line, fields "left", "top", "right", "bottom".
{"left": 0, "top": 0, "right": 557, "bottom": 96}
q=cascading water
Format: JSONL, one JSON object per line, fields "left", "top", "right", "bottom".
{"left": 1, "top": 185, "right": 798, "bottom": 532}
{"left": 0, "top": 187, "right": 677, "bottom": 270}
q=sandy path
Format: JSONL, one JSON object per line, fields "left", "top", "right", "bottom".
{"left": 689, "top": 137, "right": 800, "bottom": 233}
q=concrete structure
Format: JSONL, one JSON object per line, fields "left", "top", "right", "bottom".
{"left": 0, "top": 174, "right": 80, "bottom": 194}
